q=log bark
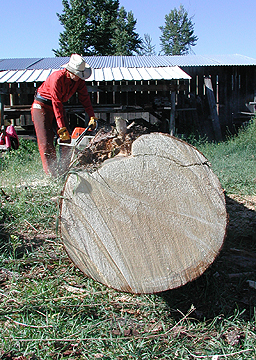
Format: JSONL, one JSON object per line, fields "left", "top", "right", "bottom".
{"left": 59, "top": 132, "right": 227, "bottom": 294}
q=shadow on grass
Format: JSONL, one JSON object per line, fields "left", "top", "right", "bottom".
{"left": 1, "top": 194, "right": 256, "bottom": 322}
{"left": 0, "top": 226, "right": 45, "bottom": 259}
{"left": 160, "top": 194, "right": 256, "bottom": 321}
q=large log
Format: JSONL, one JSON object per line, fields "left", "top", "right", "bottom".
{"left": 59, "top": 132, "right": 227, "bottom": 294}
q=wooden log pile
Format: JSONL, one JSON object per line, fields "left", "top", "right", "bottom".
{"left": 59, "top": 120, "right": 227, "bottom": 294}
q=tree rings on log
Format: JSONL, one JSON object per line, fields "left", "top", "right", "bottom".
{"left": 59, "top": 132, "right": 227, "bottom": 294}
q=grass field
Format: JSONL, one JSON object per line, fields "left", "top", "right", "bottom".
{"left": 0, "top": 121, "right": 256, "bottom": 359}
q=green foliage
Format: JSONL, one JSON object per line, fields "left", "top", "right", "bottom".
{"left": 139, "top": 33, "right": 156, "bottom": 56}
{"left": 53, "top": 0, "right": 91, "bottom": 56}
{"left": 159, "top": 4, "right": 198, "bottom": 55}
{"left": 111, "top": 6, "right": 142, "bottom": 55}
{"left": 54, "top": 0, "right": 142, "bottom": 56}
{"left": 88, "top": 0, "right": 119, "bottom": 55}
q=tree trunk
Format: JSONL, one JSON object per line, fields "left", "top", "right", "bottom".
{"left": 59, "top": 132, "right": 227, "bottom": 294}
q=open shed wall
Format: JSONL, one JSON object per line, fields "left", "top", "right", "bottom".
{"left": 1, "top": 78, "right": 187, "bottom": 134}
{"left": 180, "top": 65, "right": 256, "bottom": 137}
{"left": 1, "top": 64, "right": 256, "bottom": 140}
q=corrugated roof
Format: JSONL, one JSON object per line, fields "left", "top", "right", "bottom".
{"left": 0, "top": 58, "right": 42, "bottom": 70}
{"left": 1, "top": 54, "right": 256, "bottom": 70}
{"left": 163, "top": 54, "right": 256, "bottom": 67}
{"left": 0, "top": 54, "right": 255, "bottom": 83}
{"left": 82, "top": 54, "right": 256, "bottom": 68}
{"left": 0, "top": 66, "right": 190, "bottom": 83}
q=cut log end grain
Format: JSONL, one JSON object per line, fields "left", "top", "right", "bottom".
{"left": 59, "top": 131, "right": 227, "bottom": 294}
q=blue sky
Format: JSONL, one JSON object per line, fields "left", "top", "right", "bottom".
{"left": 1, "top": 0, "right": 256, "bottom": 59}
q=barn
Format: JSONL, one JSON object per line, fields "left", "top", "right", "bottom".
{"left": 0, "top": 54, "right": 256, "bottom": 140}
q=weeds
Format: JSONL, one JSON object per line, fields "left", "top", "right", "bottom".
{"left": 193, "top": 119, "right": 256, "bottom": 195}
{"left": 0, "top": 125, "right": 256, "bottom": 359}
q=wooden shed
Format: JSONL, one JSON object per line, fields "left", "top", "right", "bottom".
{"left": 0, "top": 54, "right": 256, "bottom": 140}
{"left": 176, "top": 54, "right": 256, "bottom": 139}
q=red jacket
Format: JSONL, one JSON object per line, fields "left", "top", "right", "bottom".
{"left": 37, "top": 69, "right": 95, "bottom": 129}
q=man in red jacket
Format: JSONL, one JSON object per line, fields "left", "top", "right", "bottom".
{"left": 31, "top": 54, "right": 96, "bottom": 177}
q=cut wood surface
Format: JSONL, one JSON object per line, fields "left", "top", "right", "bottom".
{"left": 59, "top": 132, "right": 227, "bottom": 294}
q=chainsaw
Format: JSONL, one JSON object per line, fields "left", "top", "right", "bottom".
{"left": 71, "top": 123, "right": 96, "bottom": 147}
{"left": 58, "top": 120, "right": 98, "bottom": 148}
{"left": 58, "top": 120, "right": 98, "bottom": 167}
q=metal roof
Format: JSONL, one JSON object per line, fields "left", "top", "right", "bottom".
{"left": 1, "top": 54, "right": 256, "bottom": 70}
{"left": 0, "top": 54, "right": 256, "bottom": 83}
{"left": 0, "top": 66, "right": 190, "bottom": 83}
{"left": 166, "top": 54, "right": 256, "bottom": 67}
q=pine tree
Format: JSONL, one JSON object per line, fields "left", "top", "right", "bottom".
{"left": 87, "top": 0, "right": 119, "bottom": 55}
{"left": 139, "top": 34, "right": 156, "bottom": 56}
{"left": 159, "top": 5, "right": 198, "bottom": 55}
{"left": 53, "top": 0, "right": 91, "bottom": 56}
{"left": 111, "top": 7, "right": 142, "bottom": 55}
{"left": 53, "top": 0, "right": 141, "bottom": 56}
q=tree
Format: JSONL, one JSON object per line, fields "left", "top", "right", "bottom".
{"left": 111, "top": 7, "right": 142, "bottom": 55}
{"left": 139, "top": 34, "right": 156, "bottom": 56}
{"left": 86, "top": 0, "right": 119, "bottom": 55}
{"left": 53, "top": 0, "right": 142, "bottom": 56}
{"left": 159, "top": 5, "right": 198, "bottom": 55}
{"left": 53, "top": 0, "right": 92, "bottom": 56}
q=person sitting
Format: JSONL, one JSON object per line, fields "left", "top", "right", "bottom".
{"left": 0, "top": 120, "right": 19, "bottom": 151}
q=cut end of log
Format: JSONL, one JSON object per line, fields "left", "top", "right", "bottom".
{"left": 59, "top": 131, "right": 227, "bottom": 294}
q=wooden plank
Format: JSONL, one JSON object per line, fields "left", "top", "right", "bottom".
{"left": 204, "top": 77, "right": 222, "bottom": 141}
{"left": 0, "top": 93, "right": 4, "bottom": 126}
{"left": 95, "top": 84, "right": 185, "bottom": 93}
{"left": 169, "top": 91, "right": 176, "bottom": 135}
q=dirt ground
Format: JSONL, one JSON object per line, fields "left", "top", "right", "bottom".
{"left": 226, "top": 194, "right": 256, "bottom": 242}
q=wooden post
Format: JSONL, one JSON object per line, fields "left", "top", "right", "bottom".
{"left": 9, "top": 84, "right": 14, "bottom": 106}
{"left": 204, "top": 77, "right": 222, "bottom": 141}
{"left": 9, "top": 83, "right": 15, "bottom": 125}
{"left": 0, "top": 91, "right": 4, "bottom": 126}
{"left": 169, "top": 91, "right": 176, "bottom": 135}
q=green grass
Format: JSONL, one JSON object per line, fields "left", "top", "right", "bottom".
{"left": 0, "top": 139, "right": 43, "bottom": 186}
{"left": 192, "top": 120, "right": 256, "bottom": 195}
{"left": 0, "top": 127, "right": 256, "bottom": 359}
{"left": 0, "top": 139, "right": 62, "bottom": 235}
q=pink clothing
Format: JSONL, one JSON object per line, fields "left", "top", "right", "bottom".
{"left": 4, "top": 125, "right": 19, "bottom": 149}
{"left": 0, "top": 133, "right": 4, "bottom": 145}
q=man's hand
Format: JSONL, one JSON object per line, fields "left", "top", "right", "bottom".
{"left": 58, "top": 127, "right": 70, "bottom": 142}
{"left": 88, "top": 117, "right": 98, "bottom": 130}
